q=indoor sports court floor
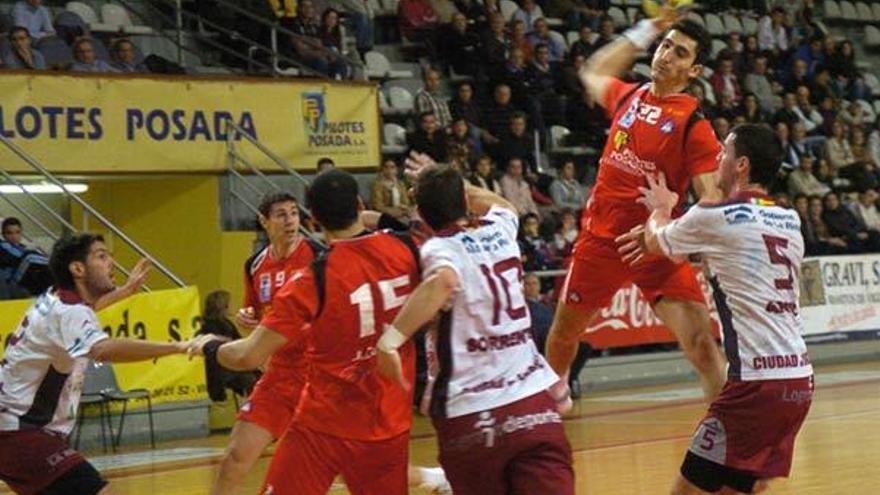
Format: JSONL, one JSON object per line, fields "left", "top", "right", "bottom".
{"left": 3, "top": 361, "right": 877, "bottom": 494}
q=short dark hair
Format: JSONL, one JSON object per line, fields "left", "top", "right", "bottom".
{"left": 317, "top": 157, "right": 335, "bottom": 168}
{"left": 2, "top": 217, "right": 21, "bottom": 232}
{"left": 669, "top": 19, "right": 712, "bottom": 66}
{"left": 50, "top": 233, "right": 104, "bottom": 290}
{"left": 415, "top": 166, "right": 467, "bottom": 231}
{"left": 731, "top": 124, "right": 783, "bottom": 190}
{"left": 307, "top": 169, "right": 360, "bottom": 230}
{"left": 258, "top": 192, "right": 297, "bottom": 218}
{"left": 418, "top": 111, "right": 435, "bottom": 122}
{"left": 9, "top": 26, "right": 29, "bottom": 41}
{"left": 112, "top": 38, "right": 133, "bottom": 52}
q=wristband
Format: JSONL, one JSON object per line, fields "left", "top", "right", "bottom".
{"left": 203, "top": 339, "right": 224, "bottom": 369}
{"left": 377, "top": 325, "right": 408, "bottom": 352}
{"left": 623, "top": 19, "right": 661, "bottom": 51}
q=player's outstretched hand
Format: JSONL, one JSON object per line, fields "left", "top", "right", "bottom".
{"left": 376, "top": 348, "right": 410, "bottom": 391}
{"left": 616, "top": 224, "right": 648, "bottom": 266}
{"left": 125, "top": 258, "right": 152, "bottom": 293}
{"left": 404, "top": 151, "right": 437, "bottom": 182}
{"left": 235, "top": 307, "right": 260, "bottom": 331}
{"left": 185, "top": 334, "right": 229, "bottom": 359}
{"left": 636, "top": 173, "right": 679, "bottom": 213}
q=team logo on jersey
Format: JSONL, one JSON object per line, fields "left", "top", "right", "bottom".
{"left": 613, "top": 130, "right": 630, "bottom": 151}
{"left": 618, "top": 100, "right": 639, "bottom": 129}
{"left": 660, "top": 119, "right": 675, "bottom": 134}
{"left": 567, "top": 290, "right": 582, "bottom": 304}
{"left": 259, "top": 274, "right": 272, "bottom": 303}
{"left": 722, "top": 205, "right": 757, "bottom": 225}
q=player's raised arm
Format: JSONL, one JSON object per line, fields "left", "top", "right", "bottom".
{"left": 581, "top": 5, "right": 678, "bottom": 106}
{"left": 464, "top": 181, "right": 515, "bottom": 217}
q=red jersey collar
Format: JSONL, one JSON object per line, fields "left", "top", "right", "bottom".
{"left": 56, "top": 288, "right": 87, "bottom": 306}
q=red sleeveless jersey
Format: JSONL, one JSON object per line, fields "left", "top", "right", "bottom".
{"left": 262, "top": 231, "right": 420, "bottom": 441}
{"left": 582, "top": 78, "right": 721, "bottom": 240}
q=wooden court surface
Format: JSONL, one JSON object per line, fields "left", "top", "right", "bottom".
{"left": 3, "top": 361, "right": 878, "bottom": 494}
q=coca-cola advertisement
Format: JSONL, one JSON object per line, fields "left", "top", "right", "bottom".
{"left": 581, "top": 271, "right": 722, "bottom": 349}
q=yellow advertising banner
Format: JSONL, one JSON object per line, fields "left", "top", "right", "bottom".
{"left": 0, "top": 286, "right": 207, "bottom": 405}
{"left": 0, "top": 73, "right": 380, "bottom": 173}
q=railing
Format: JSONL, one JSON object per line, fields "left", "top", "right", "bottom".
{"left": 117, "top": 0, "right": 364, "bottom": 79}
{"left": 0, "top": 135, "right": 186, "bottom": 289}
{"left": 223, "top": 118, "right": 323, "bottom": 244}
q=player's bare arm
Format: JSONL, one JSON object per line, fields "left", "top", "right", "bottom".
{"left": 189, "top": 325, "right": 289, "bottom": 371}
{"left": 377, "top": 267, "right": 459, "bottom": 389}
{"left": 464, "top": 182, "right": 515, "bottom": 216}
{"left": 581, "top": 5, "right": 677, "bottom": 106}
{"left": 88, "top": 337, "right": 189, "bottom": 363}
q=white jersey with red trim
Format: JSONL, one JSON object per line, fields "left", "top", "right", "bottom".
{"left": 420, "top": 206, "right": 558, "bottom": 419}
{"left": 656, "top": 192, "right": 813, "bottom": 381}
{"left": 0, "top": 289, "right": 108, "bottom": 435}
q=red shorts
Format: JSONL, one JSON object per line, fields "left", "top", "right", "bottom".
{"left": 562, "top": 233, "right": 705, "bottom": 310}
{"left": 688, "top": 376, "right": 813, "bottom": 478}
{"left": 236, "top": 368, "right": 304, "bottom": 439}
{"left": 0, "top": 429, "right": 94, "bottom": 494}
{"left": 263, "top": 425, "right": 409, "bottom": 495}
{"left": 432, "top": 391, "right": 574, "bottom": 495}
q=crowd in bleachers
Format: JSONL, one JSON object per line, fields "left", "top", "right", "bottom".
{"left": 370, "top": 0, "right": 880, "bottom": 281}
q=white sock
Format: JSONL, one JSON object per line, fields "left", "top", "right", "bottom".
{"left": 417, "top": 467, "right": 447, "bottom": 488}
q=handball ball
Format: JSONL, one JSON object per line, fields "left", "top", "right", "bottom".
{"left": 642, "top": 0, "right": 695, "bottom": 17}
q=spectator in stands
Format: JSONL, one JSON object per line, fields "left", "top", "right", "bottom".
{"left": 370, "top": 158, "right": 412, "bottom": 221}
{"left": 447, "top": 117, "right": 481, "bottom": 163}
{"left": 454, "top": 0, "right": 488, "bottom": 25}
{"left": 518, "top": 212, "right": 554, "bottom": 270}
{"left": 430, "top": 0, "right": 459, "bottom": 24}
{"left": 111, "top": 39, "right": 148, "bottom": 73}
{"left": 318, "top": 8, "right": 343, "bottom": 53}
{"left": 794, "top": 194, "right": 820, "bottom": 255}
{"left": 569, "top": 26, "right": 596, "bottom": 60}
{"left": 317, "top": 157, "right": 335, "bottom": 173}
{"left": 710, "top": 56, "right": 741, "bottom": 105}
{"left": 868, "top": 119, "right": 880, "bottom": 168}
{"left": 483, "top": 83, "right": 518, "bottom": 144}
{"left": 415, "top": 67, "right": 453, "bottom": 128}
{"left": 313, "top": 0, "right": 373, "bottom": 56}
{"left": 809, "top": 194, "right": 851, "bottom": 254}
{"left": 560, "top": 53, "right": 586, "bottom": 99}
{"left": 289, "top": 0, "right": 347, "bottom": 78}
{"left": 512, "top": 0, "right": 543, "bottom": 34}
{"left": 71, "top": 38, "right": 118, "bottom": 73}
{"left": 758, "top": 6, "right": 788, "bottom": 57}
{"left": 828, "top": 40, "right": 870, "bottom": 101}
{"left": 794, "top": 85, "right": 824, "bottom": 134}
{"left": 826, "top": 120, "right": 856, "bottom": 171}
{"left": 740, "top": 92, "right": 769, "bottom": 124}
{"left": 795, "top": 35, "right": 824, "bottom": 78}
{"left": 500, "top": 157, "right": 539, "bottom": 216}
{"left": 851, "top": 126, "right": 873, "bottom": 166}
{"left": 524, "top": 272, "right": 552, "bottom": 352}
{"left": 775, "top": 122, "right": 799, "bottom": 170}
{"left": 554, "top": 207, "right": 579, "bottom": 256}
{"left": 743, "top": 56, "right": 775, "bottom": 113}
{"left": 408, "top": 111, "right": 448, "bottom": 162}
{"left": 788, "top": 154, "right": 830, "bottom": 197}
{"left": 468, "top": 154, "right": 503, "bottom": 194}
{"left": 565, "top": 88, "right": 608, "bottom": 149}
{"left": 527, "top": 42, "right": 562, "bottom": 113}
{"left": 449, "top": 82, "right": 481, "bottom": 130}
{"left": 840, "top": 100, "right": 868, "bottom": 129}
{"left": 850, "top": 188, "right": 880, "bottom": 233}
{"left": 0, "top": 217, "right": 49, "bottom": 299}
{"left": 398, "top": 0, "right": 439, "bottom": 46}
{"left": 823, "top": 191, "right": 880, "bottom": 252}
{"left": 713, "top": 91, "right": 738, "bottom": 122}
{"left": 443, "top": 13, "right": 480, "bottom": 76}
{"left": 508, "top": 20, "right": 533, "bottom": 62}
{"left": 785, "top": 58, "right": 810, "bottom": 95}
{"left": 3, "top": 27, "right": 45, "bottom": 70}
{"left": 712, "top": 117, "right": 731, "bottom": 141}
{"left": 197, "top": 290, "right": 258, "bottom": 402}
{"left": 495, "top": 111, "right": 536, "bottom": 173}
{"left": 12, "top": 0, "right": 54, "bottom": 40}
{"left": 792, "top": 121, "right": 818, "bottom": 158}
{"left": 719, "top": 32, "right": 745, "bottom": 75}
{"left": 527, "top": 18, "right": 565, "bottom": 62}
{"left": 480, "top": 12, "right": 510, "bottom": 80}
{"left": 592, "top": 15, "right": 616, "bottom": 52}
{"left": 549, "top": 160, "right": 585, "bottom": 212}
{"left": 774, "top": 93, "right": 801, "bottom": 129}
